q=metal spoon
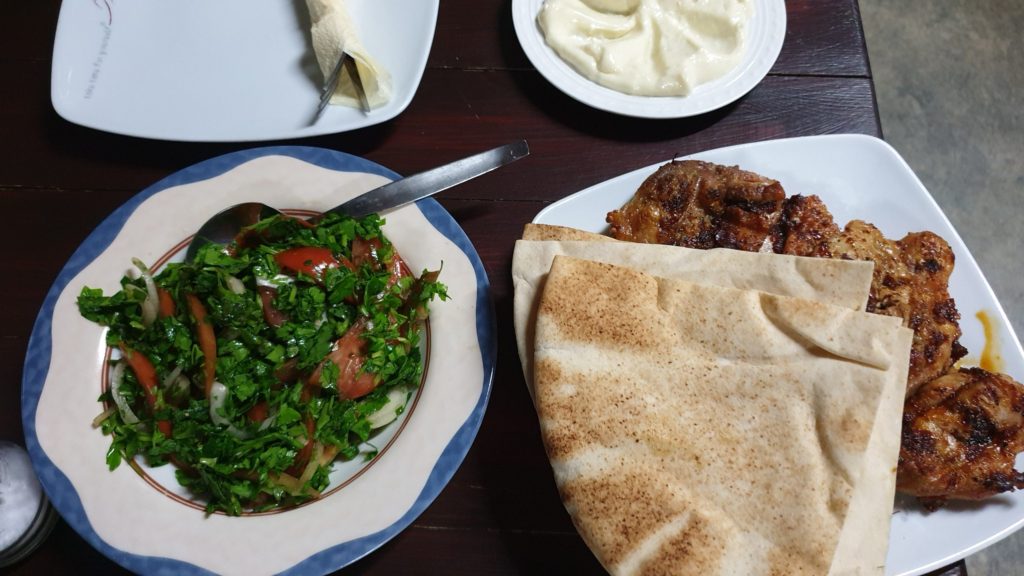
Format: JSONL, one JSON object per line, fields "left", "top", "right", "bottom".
{"left": 184, "top": 140, "right": 529, "bottom": 262}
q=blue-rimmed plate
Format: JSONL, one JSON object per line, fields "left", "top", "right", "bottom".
{"left": 21, "top": 147, "right": 495, "bottom": 574}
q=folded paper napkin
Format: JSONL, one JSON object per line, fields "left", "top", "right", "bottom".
{"left": 306, "top": 0, "right": 392, "bottom": 109}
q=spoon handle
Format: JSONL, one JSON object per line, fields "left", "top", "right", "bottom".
{"left": 328, "top": 140, "right": 529, "bottom": 219}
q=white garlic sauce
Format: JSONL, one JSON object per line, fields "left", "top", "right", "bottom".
{"left": 538, "top": 0, "right": 754, "bottom": 96}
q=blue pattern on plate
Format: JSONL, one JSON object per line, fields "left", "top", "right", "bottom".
{"left": 21, "top": 147, "right": 495, "bottom": 575}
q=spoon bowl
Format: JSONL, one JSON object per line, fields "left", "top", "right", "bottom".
{"left": 185, "top": 141, "right": 529, "bottom": 262}
{"left": 185, "top": 203, "right": 284, "bottom": 262}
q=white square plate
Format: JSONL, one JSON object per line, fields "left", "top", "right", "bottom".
{"left": 50, "top": 0, "right": 438, "bottom": 142}
{"left": 534, "top": 134, "right": 1024, "bottom": 576}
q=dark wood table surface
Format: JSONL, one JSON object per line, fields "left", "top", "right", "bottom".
{"left": 0, "top": 1, "right": 967, "bottom": 575}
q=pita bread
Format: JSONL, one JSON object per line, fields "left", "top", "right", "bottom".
{"left": 533, "top": 256, "right": 910, "bottom": 576}
{"left": 512, "top": 234, "right": 876, "bottom": 396}
{"left": 522, "top": 223, "right": 613, "bottom": 242}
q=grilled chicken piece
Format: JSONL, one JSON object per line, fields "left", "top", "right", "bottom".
{"left": 606, "top": 160, "right": 786, "bottom": 252}
{"left": 771, "top": 194, "right": 840, "bottom": 258}
{"left": 898, "top": 367, "right": 1024, "bottom": 509}
{"left": 829, "top": 220, "right": 966, "bottom": 395}
{"left": 606, "top": 160, "right": 1022, "bottom": 506}
{"left": 608, "top": 160, "right": 966, "bottom": 396}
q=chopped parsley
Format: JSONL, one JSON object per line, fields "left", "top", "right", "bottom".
{"left": 78, "top": 212, "right": 447, "bottom": 515}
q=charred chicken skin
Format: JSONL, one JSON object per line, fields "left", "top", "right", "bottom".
{"left": 898, "top": 367, "right": 1024, "bottom": 509}
{"left": 607, "top": 160, "right": 967, "bottom": 395}
{"left": 607, "top": 159, "right": 1024, "bottom": 506}
{"left": 605, "top": 160, "right": 786, "bottom": 252}
{"left": 827, "top": 221, "right": 967, "bottom": 395}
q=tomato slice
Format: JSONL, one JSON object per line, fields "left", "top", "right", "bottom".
{"left": 352, "top": 236, "right": 412, "bottom": 289}
{"left": 308, "top": 319, "right": 378, "bottom": 400}
{"left": 350, "top": 237, "right": 379, "bottom": 268}
{"left": 274, "top": 247, "right": 343, "bottom": 280}
{"left": 332, "top": 323, "right": 378, "bottom": 400}
{"left": 157, "top": 287, "right": 176, "bottom": 319}
{"left": 185, "top": 294, "right": 217, "bottom": 399}
{"left": 274, "top": 357, "right": 300, "bottom": 385}
{"left": 246, "top": 401, "right": 270, "bottom": 424}
{"left": 257, "top": 286, "right": 289, "bottom": 328}
{"left": 389, "top": 252, "right": 413, "bottom": 287}
{"left": 118, "top": 344, "right": 173, "bottom": 437}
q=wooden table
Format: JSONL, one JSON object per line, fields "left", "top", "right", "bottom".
{"left": 0, "top": 1, "right": 966, "bottom": 574}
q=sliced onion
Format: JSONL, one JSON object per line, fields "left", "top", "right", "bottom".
{"left": 297, "top": 443, "right": 324, "bottom": 495}
{"left": 270, "top": 472, "right": 303, "bottom": 495}
{"left": 367, "top": 387, "right": 409, "bottom": 429}
{"left": 257, "top": 408, "right": 279, "bottom": 432}
{"left": 91, "top": 406, "right": 117, "bottom": 428}
{"left": 209, "top": 381, "right": 250, "bottom": 439}
{"left": 132, "top": 258, "right": 159, "bottom": 328}
{"left": 209, "top": 381, "right": 231, "bottom": 427}
{"left": 171, "top": 374, "right": 190, "bottom": 397}
{"left": 270, "top": 451, "right": 323, "bottom": 498}
{"left": 161, "top": 364, "right": 183, "bottom": 388}
{"left": 319, "top": 444, "right": 340, "bottom": 466}
{"left": 110, "top": 362, "right": 140, "bottom": 425}
{"left": 160, "top": 365, "right": 190, "bottom": 397}
{"left": 225, "top": 275, "right": 246, "bottom": 295}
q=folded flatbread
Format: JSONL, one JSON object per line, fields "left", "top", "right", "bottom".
{"left": 522, "top": 223, "right": 613, "bottom": 242}
{"left": 512, "top": 228, "right": 877, "bottom": 397}
{"left": 533, "top": 256, "right": 911, "bottom": 575}
{"left": 306, "top": 0, "right": 392, "bottom": 109}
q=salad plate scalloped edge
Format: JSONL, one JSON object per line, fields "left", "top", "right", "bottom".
{"left": 22, "top": 146, "right": 495, "bottom": 575}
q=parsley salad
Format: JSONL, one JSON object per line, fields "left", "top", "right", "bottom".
{"left": 77, "top": 212, "right": 447, "bottom": 515}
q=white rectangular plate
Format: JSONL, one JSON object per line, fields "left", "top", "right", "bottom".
{"left": 50, "top": 0, "right": 438, "bottom": 142}
{"left": 534, "top": 133, "right": 1024, "bottom": 576}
